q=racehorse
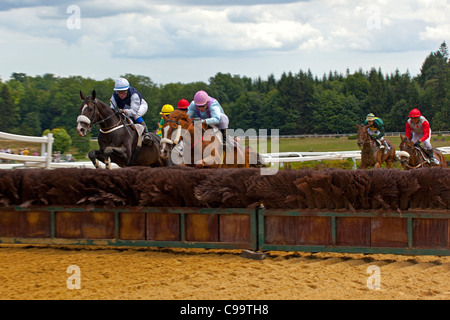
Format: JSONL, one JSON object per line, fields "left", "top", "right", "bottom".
{"left": 159, "top": 110, "right": 260, "bottom": 168}
{"left": 356, "top": 124, "right": 395, "bottom": 169}
{"left": 398, "top": 135, "right": 447, "bottom": 169}
{"left": 77, "top": 90, "right": 170, "bottom": 169}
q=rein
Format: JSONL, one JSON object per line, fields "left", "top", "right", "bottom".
{"left": 401, "top": 141, "right": 429, "bottom": 169}
{"left": 99, "top": 119, "right": 124, "bottom": 133}
{"left": 361, "top": 130, "right": 376, "bottom": 151}
{"left": 162, "top": 119, "right": 205, "bottom": 149}
{"left": 80, "top": 99, "right": 128, "bottom": 134}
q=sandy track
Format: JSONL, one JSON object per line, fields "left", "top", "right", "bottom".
{"left": 1, "top": 245, "right": 450, "bottom": 300}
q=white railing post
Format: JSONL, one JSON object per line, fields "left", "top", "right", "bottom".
{"left": 45, "top": 133, "right": 53, "bottom": 169}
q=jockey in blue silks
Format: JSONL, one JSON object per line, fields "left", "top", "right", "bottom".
{"left": 110, "top": 77, "right": 151, "bottom": 143}
{"left": 186, "top": 90, "right": 230, "bottom": 149}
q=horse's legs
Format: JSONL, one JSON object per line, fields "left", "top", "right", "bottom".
{"left": 435, "top": 151, "right": 447, "bottom": 168}
{"left": 88, "top": 150, "right": 106, "bottom": 169}
{"left": 105, "top": 157, "right": 112, "bottom": 170}
{"left": 104, "top": 146, "right": 128, "bottom": 166}
{"left": 385, "top": 159, "right": 392, "bottom": 168}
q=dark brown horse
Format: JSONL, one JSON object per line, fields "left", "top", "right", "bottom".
{"left": 159, "top": 110, "right": 260, "bottom": 168}
{"left": 398, "top": 135, "right": 447, "bottom": 169}
{"left": 77, "top": 90, "right": 171, "bottom": 169}
{"left": 356, "top": 124, "right": 395, "bottom": 169}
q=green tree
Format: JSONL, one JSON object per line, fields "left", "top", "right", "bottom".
{"left": 388, "top": 99, "right": 409, "bottom": 132}
{"left": 69, "top": 128, "right": 91, "bottom": 156}
{"left": 0, "top": 84, "right": 19, "bottom": 133}
{"left": 311, "top": 89, "right": 360, "bottom": 134}
{"left": 208, "top": 72, "right": 247, "bottom": 105}
{"left": 344, "top": 70, "right": 370, "bottom": 101}
{"left": 19, "top": 112, "right": 41, "bottom": 136}
{"left": 228, "top": 91, "right": 263, "bottom": 131}
{"left": 419, "top": 41, "right": 449, "bottom": 130}
{"left": 43, "top": 127, "right": 72, "bottom": 154}
{"left": 277, "top": 71, "right": 314, "bottom": 134}
{"left": 367, "top": 68, "right": 386, "bottom": 116}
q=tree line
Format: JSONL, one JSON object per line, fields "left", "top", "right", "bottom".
{"left": 0, "top": 42, "right": 448, "bottom": 154}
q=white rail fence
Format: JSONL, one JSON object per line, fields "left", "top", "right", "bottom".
{"left": 259, "top": 148, "right": 450, "bottom": 169}
{"left": 0, "top": 131, "right": 54, "bottom": 169}
{"left": 1, "top": 130, "right": 449, "bottom": 170}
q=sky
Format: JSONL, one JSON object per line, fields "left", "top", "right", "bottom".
{"left": 0, "top": 0, "right": 448, "bottom": 85}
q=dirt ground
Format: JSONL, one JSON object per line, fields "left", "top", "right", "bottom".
{"left": 1, "top": 244, "right": 450, "bottom": 301}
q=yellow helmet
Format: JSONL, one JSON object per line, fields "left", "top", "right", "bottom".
{"left": 160, "top": 104, "right": 174, "bottom": 115}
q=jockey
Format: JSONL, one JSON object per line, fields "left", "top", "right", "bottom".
{"left": 363, "top": 113, "right": 390, "bottom": 152}
{"left": 187, "top": 90, "right": 230, "bottom": 150}
{"left": 156, "top": 104, "right": 174, "bottom": 137}
{"left": 405, "top": 108, "right": 439, "bottom": 165}
{"left": 177, "top": 99, "right": 189, "bottom": 112}
{"left": 110, "top": 77, "right": 151, "bottom": 143}
{"left": 174, "top": 99, "right": 190, "bottom": 157}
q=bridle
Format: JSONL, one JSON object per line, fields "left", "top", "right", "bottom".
{"left": 77, "top": 98, "right": 123, "bottom": 133}
{"left": 358, "top": 125, "right": 374, "bottom": 149}
{"left": 400, "top": 138, "right": 428, "bottom": 169}
{"left": 160, "top": 119, "right": 183, "bottom": 146}
{"left": 160, "top": 118, "right": 206, "bottom": 148}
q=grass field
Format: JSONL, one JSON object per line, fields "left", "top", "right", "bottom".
{"left": 260, "top": 135, "right": 450, "bottom": 153}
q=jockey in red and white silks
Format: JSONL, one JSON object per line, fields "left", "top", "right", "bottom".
{"left": 405, "top": 108, "right": 439, "bottom": 164}
{"left": 405, "top": 109, "right": 432, "bottom": 149}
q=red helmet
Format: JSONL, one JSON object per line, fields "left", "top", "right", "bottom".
{"left": 177, "top": 99, "right": 189, "bottom": 110}
{"left": 409, "top": 108, "right": 421, "bottom": 118}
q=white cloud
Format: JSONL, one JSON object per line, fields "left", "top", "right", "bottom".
{"left": 0, "top": 0, "right": 447, "bottom": 84}
{"left": 420, "top": 24, "right": 450, "bottom": 41}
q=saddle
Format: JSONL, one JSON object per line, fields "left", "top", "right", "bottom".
{"left": 207, "top": 128, "right": 240, "bottom": 151}
{"left": 121, "top": 115, "right": 155, "bottom": 145}
{"left": 121, "top": 115, "right": 158, "bottom": 166}
{"left": 415, "top": 145, "right": 437, "bottom": 164}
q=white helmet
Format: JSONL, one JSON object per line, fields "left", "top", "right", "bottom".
{"left": 114, "top": 78, "right": 130, "bottom": 91}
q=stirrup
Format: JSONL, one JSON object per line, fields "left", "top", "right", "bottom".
{"left": 430, "top": 157, "right": 440, "bottom": 165}
{"left": 142, "top": 133, "right": 152, "bottom": 144}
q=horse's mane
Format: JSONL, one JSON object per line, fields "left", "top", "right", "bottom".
{"left": 80, "top": 94, "right": 110, "bottom": 109}
{"left": 168, "top": 110, "right": 191, "bottom": 123}
{"left": 400, "top": 135, "right": 412, "bottom": 145}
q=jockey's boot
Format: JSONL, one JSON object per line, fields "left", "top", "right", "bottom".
{"left": 220, "top": 129, "right": 229, "bottom": 151}
{"left": 427, "top": 148, "right": 440, "bottom": 165}
{"left": 383, "top": 140, "right": 390, "bottom": 152}
{"left": 376, "top": 139, "right": 384, "bottom": 150}
{"left": 140, "top": 121, "right": 152, "bottom": 144}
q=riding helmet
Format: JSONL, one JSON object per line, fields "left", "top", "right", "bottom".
{"left": 366, "top": 113, "right": 375, "bottom": 121}
{"left": 408, "top": 108, "right": 421, "bottom": 118}
{"left": 177, "top": 99, "right": 190, "bottom": 110}
{"left": 160, "top": 104, "right": 174, "bottom": 115}
{"left": 194, "top": 90, "right": 209, "bottom": 106}
{"left": 114, "top": 78, "right": 130, "bottom": 91}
